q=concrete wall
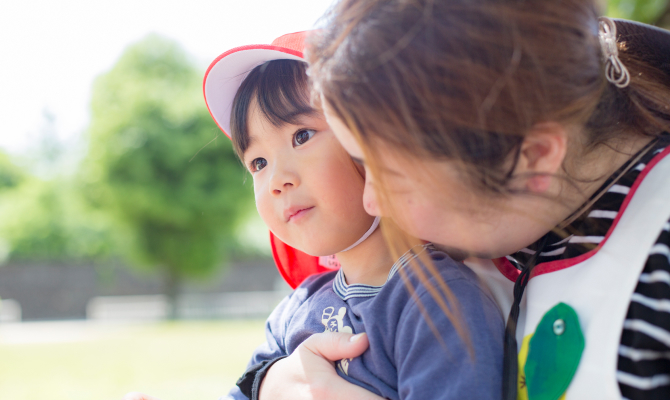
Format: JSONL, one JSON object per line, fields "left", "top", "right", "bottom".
{"left": 0, "top": 259, "right": 285, "bottom": 321}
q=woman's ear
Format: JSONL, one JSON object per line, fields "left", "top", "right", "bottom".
{"left": 514, "top": 122, "right": 568, "bottom": 193}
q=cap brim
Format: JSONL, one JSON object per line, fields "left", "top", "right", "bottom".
{"left": 203, "top": 45, "right": 304, "bottom": 138}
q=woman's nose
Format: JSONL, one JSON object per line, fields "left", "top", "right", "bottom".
{"left": 363, "top": 178, "right": 382, "bottom": 216}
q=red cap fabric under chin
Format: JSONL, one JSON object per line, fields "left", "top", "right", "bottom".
{"left": 270, "top": 232, "right": 339, "bottom": 289}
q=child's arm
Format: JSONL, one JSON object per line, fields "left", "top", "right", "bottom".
{"left": 395, "top": 277, "right": 505, "bottom": 400}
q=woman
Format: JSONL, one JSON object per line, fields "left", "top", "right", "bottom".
{"left": 256, "top": 1, "right": 670, "bottom": 400}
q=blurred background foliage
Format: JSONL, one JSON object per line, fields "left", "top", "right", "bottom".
{"left": 0, "top": 2, "right": 666, "bottom": 400}
{"left": 0, "top": 35, "right": 254, "bottom": 303}
{"left": 0, "top": 152, "right": 24, "bottom": 191}
{"left": 0, "top": 177, "right": 114, "bottom": 261}
{"left": 608, "top": 0, "right": 670, "bottom": 26}
{"left": 80, "top": 35, "right": 253, "bottom": 305}
{"left": 0, "top": 0, "right": 667, "bottom": 300}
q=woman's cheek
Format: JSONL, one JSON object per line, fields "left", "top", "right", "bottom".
{"left": 393, "top": 194, "right": 438, "bottom": 240}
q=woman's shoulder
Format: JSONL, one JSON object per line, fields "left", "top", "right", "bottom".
{"left": 617, "top": 216, "right": 670, "bottom": 399}
{"left": 392, "top": 248, "right": 505, "bottom": 349}
{"left": 413, "top": 247, "right": 492, "bottom": 293}
{"left": 394, "top": 246, "right": 503, "bottom": 318}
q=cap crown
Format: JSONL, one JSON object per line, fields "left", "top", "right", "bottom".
{"left": 203, "top": 31, "right": 307, "bottom": 138}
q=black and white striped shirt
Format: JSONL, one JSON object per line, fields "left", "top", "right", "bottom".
{"left": 506, "top": 134, "right": 670, "bottom": 400}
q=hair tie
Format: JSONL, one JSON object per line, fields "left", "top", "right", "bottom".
{"left": 598, "top": 17, "right": 630, "bottom": 88}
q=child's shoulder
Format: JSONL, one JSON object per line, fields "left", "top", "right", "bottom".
{"left": 267, "top": 269, "right": 339, "bottom": 325}
{"left": 289, "top": 269, "right": 339, "bottom": 302}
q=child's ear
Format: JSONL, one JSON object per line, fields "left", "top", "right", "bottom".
{"left": 514, "top": 122, "right": 568, "bottom": 193}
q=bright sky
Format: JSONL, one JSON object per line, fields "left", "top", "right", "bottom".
{"left": 0, "top": 0, "right": 334, "bottom": 155}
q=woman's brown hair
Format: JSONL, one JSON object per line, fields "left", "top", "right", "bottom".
{"left": 309, "top": 0, "right": 670, "bottom": 186}
{"left": 306, "top": 0, "right": 670, "bottom": 363}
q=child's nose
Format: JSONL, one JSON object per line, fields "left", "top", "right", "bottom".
{"left": 269, "top": 165, "right": 299, "bottom": 195}
{"left": 272, "top": 182, "right": 293, "bottom": 195}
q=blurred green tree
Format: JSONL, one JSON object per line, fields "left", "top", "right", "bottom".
{"left": 0, "top": 125, "right": 116, "bottom": 264}
{"left": 607, "top": 0, "right": 670, "bottom": 27}
{"left": 0, "top": 177, "right": 114, "bottom": 261}
{"left": 81, "top": 34, "right": 253, "bottom": 313}
{"left": 0, "top": 151, "right": 28, "bottom": 191}
{"left": 0, "top": 152, "right": 25, "bottom": 191}
{"left": 0, "top": 152, "right": 27, "bottom": 264}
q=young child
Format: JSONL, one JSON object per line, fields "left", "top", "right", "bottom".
{"left": 201, "top": 31, "right": 504, "bottom": 400}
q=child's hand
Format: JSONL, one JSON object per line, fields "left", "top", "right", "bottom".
{"left": 260, "top": 331, "right": 383, "bottom": 400}
{"left": 122, "top": 392, "right": 162, "bottom": 400}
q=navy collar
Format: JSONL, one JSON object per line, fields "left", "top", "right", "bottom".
{"left": 332, "top": 244, "right": 431, "bottom": 301}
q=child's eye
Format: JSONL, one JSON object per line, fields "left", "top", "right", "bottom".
{"left": 250, "top": 158, "right": 267, "bottom": 172}
{"left": 293, "top": 129, "right": 316, "bottom": 147}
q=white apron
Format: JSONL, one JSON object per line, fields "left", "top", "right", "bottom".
{"left": 468, "top": 147, "right": 670, "bottom": 399}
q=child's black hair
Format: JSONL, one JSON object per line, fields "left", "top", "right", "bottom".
{"left": 230, "top": 59, "right": 314, "bottom": 159}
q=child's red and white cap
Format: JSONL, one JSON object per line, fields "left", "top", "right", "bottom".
{"left": 203, "top": 31, "right": 307, "bottom": 138}
{"left": 203, "top": 31, "right": 339, "bottom": 289}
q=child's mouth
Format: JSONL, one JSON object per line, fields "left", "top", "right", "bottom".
{"left": 286, "top": 206, "right": 315, "bottom": 222}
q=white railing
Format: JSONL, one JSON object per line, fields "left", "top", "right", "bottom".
{"left": 86, "top": 291, "right": 289, "bottom": 321}
{"left": 0, "top": 299, "right": 22, "bottom": 322}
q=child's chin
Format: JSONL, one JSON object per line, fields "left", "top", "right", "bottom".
{"left": 300, "top": 248, "right": 333, "bottom": 257}
{"left": 298, "top": 244, "right": 341, "bottom": 258}
{"left": 291, "top": 234, "right": 354, "bottom": 257}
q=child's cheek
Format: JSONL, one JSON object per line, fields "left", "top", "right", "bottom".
{"left": 253, "top": 183, "right": 276, "bottom": 229}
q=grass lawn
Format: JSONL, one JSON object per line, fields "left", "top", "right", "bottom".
{"left": 0, "top": 320, "right": 266, "bottom": 400}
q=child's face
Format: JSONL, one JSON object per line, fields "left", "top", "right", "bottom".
{"left": 242, "top": 101, "right": 375, "bottom": 256}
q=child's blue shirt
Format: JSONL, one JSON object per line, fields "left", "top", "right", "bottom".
{"left": 224, "top": 247, "right": 504, "bottom": 400}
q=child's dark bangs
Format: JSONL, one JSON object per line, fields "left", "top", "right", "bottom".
{"left": 230, "top": 60, "right": 313, "bottom": 158}
{"left": 256, "top": 60, "right": 313, "bottom": 128}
